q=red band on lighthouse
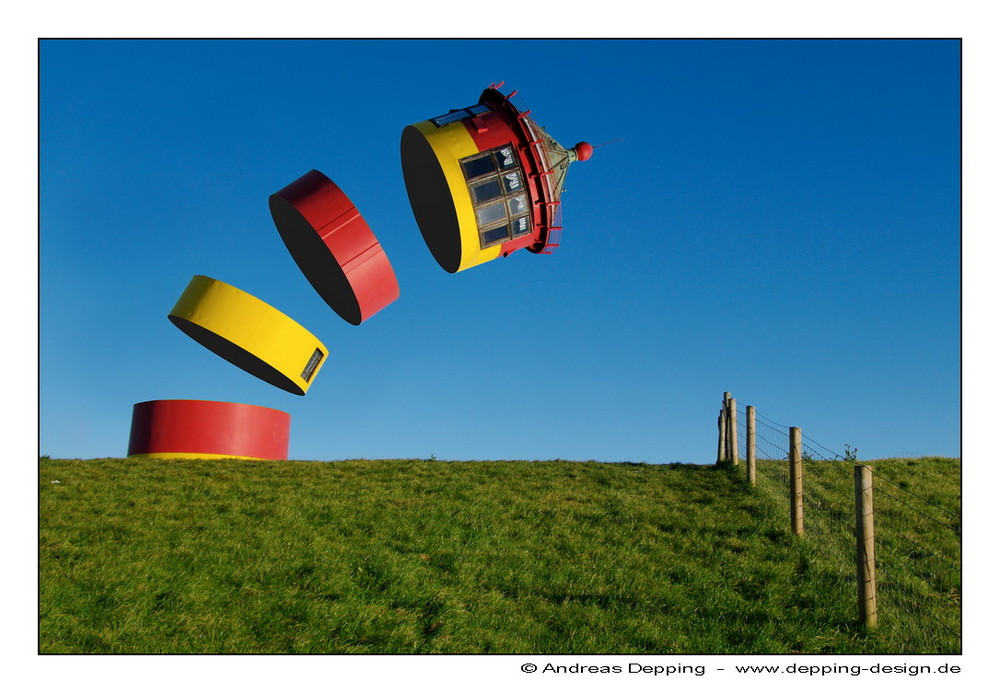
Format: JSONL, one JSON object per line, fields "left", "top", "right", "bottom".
{"left": 269, "top": 169, "right": 399, "bottom": 325}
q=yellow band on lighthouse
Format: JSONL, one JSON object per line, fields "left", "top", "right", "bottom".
{"left": 129, "top": 451, "right": 274, "bottom": 461}
{"left": 406, "top": 120, "right": 503, "bottom": 273}
{"left": 168, "top": 275, "right": 328, "bottom": 395}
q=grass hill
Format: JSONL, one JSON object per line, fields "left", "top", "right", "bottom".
{"left": 38, "top": 456, "right": 960, "bottom": 654}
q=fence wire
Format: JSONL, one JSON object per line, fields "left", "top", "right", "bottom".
{"left": 720, "top": 395, "right": 960, "bottom": 653}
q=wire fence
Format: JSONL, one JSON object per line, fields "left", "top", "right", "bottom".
{"left": 720, "top": 393, "right": 960, "bottom": 652}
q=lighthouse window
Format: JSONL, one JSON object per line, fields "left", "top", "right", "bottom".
{"left": 461, "top": 153, "right": 496, "bottom": 180}
{"left": 502, "top": 171, "right": 523, "bottom": 193}
{"left": 511, "top": 216, "right": 531, "bottom": 237}
{"left": 460, "top": 145, "right": 533, "bottom": 249}
{"left": 475, "top": 200, "right": 508, "bottom": 227}
{"left": 481, "top": 225, "right": 510, "bottom": 246}
{"left": 470, "top": 178, "right": 503, "bottom": 204}
{"left": 431, "top": 110, "right": 469, "bottom": 127}
{"left": 497, "top": 146, "right": 518, "bottom": 169}
{"left": 431, "top": 103, "right": 491, "bottom": 127}
{"left": 301, "top": 348, "right": 324, "bottom": 382}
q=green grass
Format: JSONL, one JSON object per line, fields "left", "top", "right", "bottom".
{"left": 751, "top": 456, "right": 961, "bottom": 653}
{"left": 39, "top": 456, "right": 959, "bottom": 654}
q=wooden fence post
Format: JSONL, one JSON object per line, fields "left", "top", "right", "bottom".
{"left": 717, "top": 411, "right": 725, "bottom": 464}
{"left": 717, "top": 392, "right": 730, "bottom": 465}
{"left": 855, "top": 464, "right": 878, "bottom": 629}
{"left": 746, "top": 406, "right": 756, "bottom": 485}
{"left": 789, "top": 427, "right": 804, "bottom": 536}
{"left": 727, "top": 396, "right": 739, "bottom": 466}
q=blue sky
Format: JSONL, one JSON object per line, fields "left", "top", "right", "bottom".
{"left": 39, "top": 38, "right": 960, "bottom": 463}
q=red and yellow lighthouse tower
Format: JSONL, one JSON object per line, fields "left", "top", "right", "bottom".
{"left": 400, "top": 83, "right": 592, "bottom": 274}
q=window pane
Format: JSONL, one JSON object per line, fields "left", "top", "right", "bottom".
{"left": 431, "top": 109, "right": 471, "bottom": 127}
{"left": 461, "top": 154, "right": 496, "bottom": 180}
{"left": 470, "top": 178, "right": 502, "bottom": 203}
{"left": 502, "top": 171, "right": 523, "bottom": 193}
{"left": 301, "top": 348, "right": 324, "bottom": 382}
{"left": 510, "top": 215, "right": 531, "bottom": 237}
{"left": 481, "top": 224, "right": 510, "bottom": 246}
{"left": 507, "top": 194, "right": 528, "bottom": 216}
{"left": 497, "top": 145, "right": 518, "bottom": 169}
{"left": 475, "top": 200, "right": 507, "bottom": 226}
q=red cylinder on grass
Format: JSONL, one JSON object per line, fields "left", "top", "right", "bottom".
{"left": 127, "top": 399, "right": 291, "bottom": 460}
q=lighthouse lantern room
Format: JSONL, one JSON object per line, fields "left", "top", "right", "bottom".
{"left": 401, "top": 83, "right": 592, "bottom": 274}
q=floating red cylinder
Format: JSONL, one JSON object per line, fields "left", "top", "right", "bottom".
{"left": 127, "top": 399, "right": 291, "bottom": 460}
{"left": 269, "top": 169, "right": 399, "bottom": 326}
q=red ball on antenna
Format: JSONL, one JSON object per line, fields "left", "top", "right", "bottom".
{"left": 573, "top": 142, "right": 594, "bottom": 162}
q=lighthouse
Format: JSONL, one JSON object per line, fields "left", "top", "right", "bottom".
{"left": 400, "top": 83, "right": 592, "bottom": 274}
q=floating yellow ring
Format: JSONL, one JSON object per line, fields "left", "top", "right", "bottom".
{"left": 168, "top": 275, "right": 328, "bottom": 395}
